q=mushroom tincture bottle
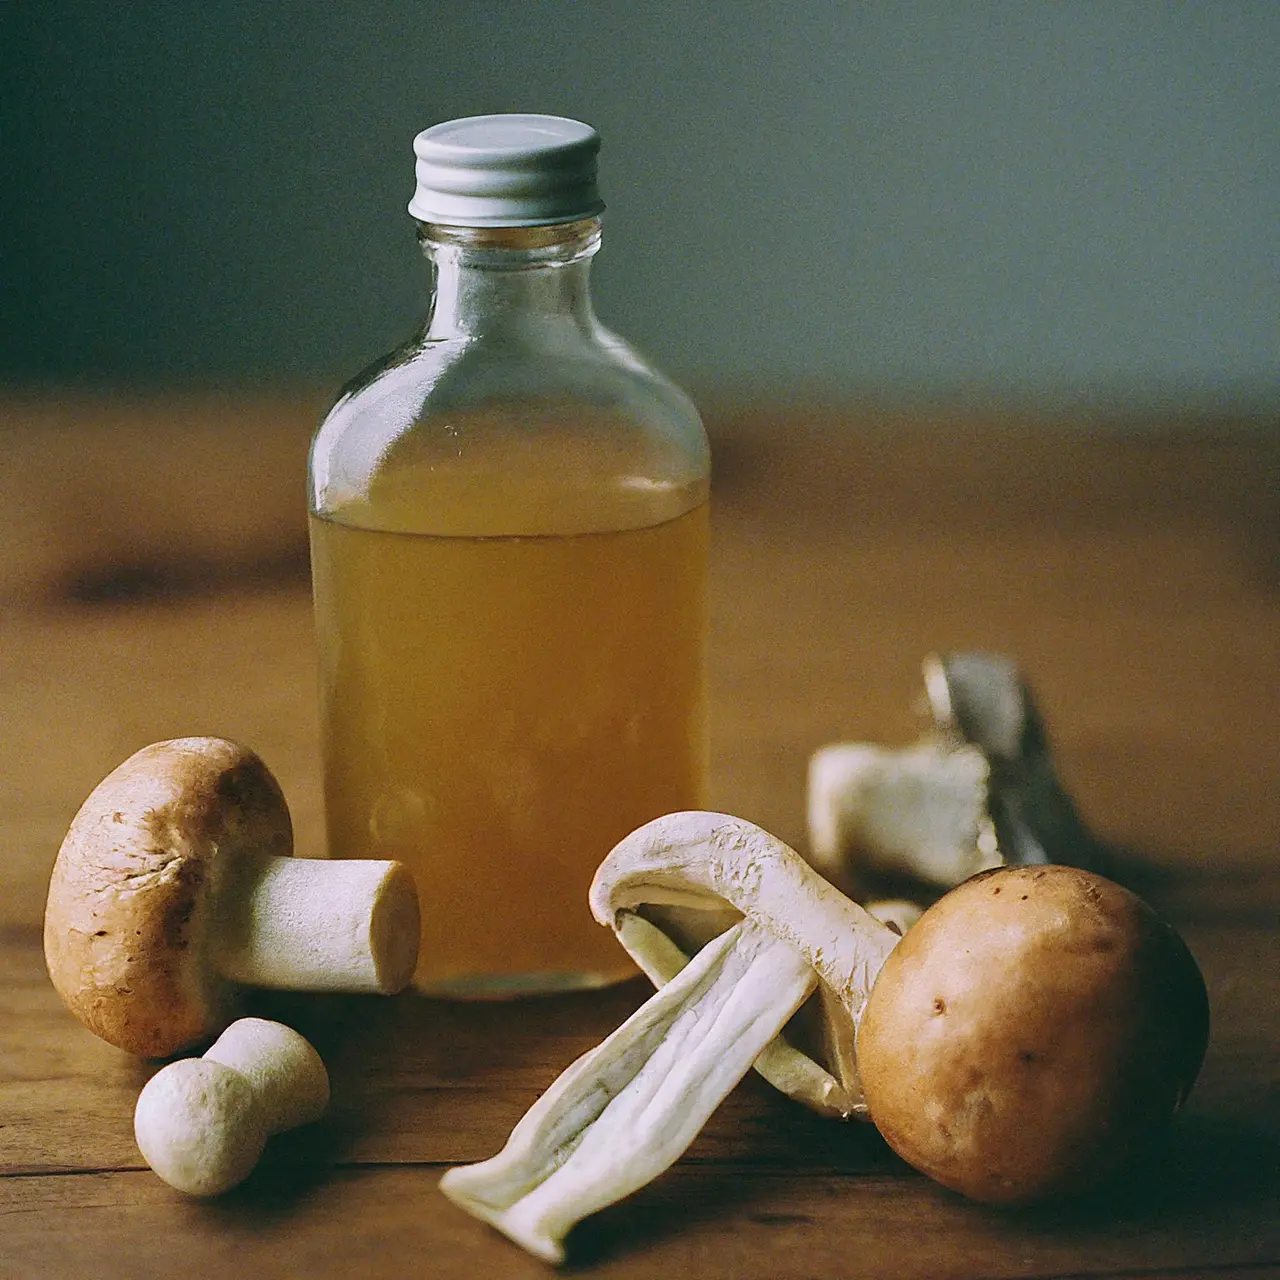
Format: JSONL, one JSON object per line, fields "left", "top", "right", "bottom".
{"left": 308, "top": 116, "right": 710, "bottom": 997}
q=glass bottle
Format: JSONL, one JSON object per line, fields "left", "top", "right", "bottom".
{"left": 308, "top": 115, "right": 710, "bottom": 998}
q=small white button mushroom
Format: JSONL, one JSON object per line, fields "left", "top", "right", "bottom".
{"left": 134, "top": 1060, "right": 263, "bottom": 1197}
{"left": 134, "top": 1017, "right": 329, "bottom": 1196}
{"left": 44, "top": 737, "right": 421, "bottom": 1057}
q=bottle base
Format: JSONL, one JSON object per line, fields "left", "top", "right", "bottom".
{"left": 415, "top": 966, "right": 636, "bottom": 1000}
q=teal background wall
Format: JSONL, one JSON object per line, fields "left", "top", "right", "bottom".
{"left": 4, "top": 3, "right": 1276, "bottom": 409}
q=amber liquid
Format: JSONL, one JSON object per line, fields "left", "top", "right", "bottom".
{"left": 309, "top": 502, "right": 708, "bottom": 996}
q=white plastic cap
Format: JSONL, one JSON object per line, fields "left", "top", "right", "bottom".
{"left": 408, "top": 114, "right": 605, "bottom": 227}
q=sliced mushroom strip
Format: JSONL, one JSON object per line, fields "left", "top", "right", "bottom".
{"left": 440, "top": 919, "right": 814, "bottom": 1264}
{"left": 612, "top": 911, "right": 858, "bottom": 1116}
{"left": 440, "top": 812, "right": 901, "bottom": 1261}
{"left": 595, "top": 811, "right": 900, "bottom": 1117}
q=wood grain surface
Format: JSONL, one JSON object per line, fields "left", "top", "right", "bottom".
{"left": 2, "top": 395, "right": 1277, "bottom": 1278}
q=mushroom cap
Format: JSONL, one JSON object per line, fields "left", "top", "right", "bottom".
{"left": 134, "top": 1058, "right": 266, "bottom": 1195}
{"left": 591, "top": 811, "right": 898, "bottom": 1024}
{"left": 44, "top": 738, "right": 293, "bottom": 1057}
{"left": 856, "top": 865, "right": 1210, "bottom": 1205}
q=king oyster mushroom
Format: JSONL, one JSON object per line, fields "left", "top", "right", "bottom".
{"left": 440, "top": 813, "right": 897, "bottom": 1262}
{"left": 440, "top": 812, "right": 1207, "bottom": 1263}
{"left": 808, "top": 652, "right": 1098, "bottom": 891}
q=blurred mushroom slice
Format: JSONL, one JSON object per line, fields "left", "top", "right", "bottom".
{"left": 923, "top": 652, "right": 1097, "bottom": 870}
{"left": 807, "top": 652, "right": 1096, "bottom": 891}
{"left": 440, "top": 813, "right": 901, "bottom": 1262}
{"left": 808, "top": 739, "right": 1001, "bottom": 889}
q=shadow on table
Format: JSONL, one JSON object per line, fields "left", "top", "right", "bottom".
{"left": 1003, "top": 1110, "right": 1280, "bottom": 1248}
{"left": 561, "top": 1108, "right": 1280, "bottom": 1268}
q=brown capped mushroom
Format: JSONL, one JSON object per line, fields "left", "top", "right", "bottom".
{"left": 857, "top": 863, "right": 1210, "bottom": 1204}
{"left": 440, "top": 813, "right": 1208, "bottom": 1263}
{"left": 45, "top": 737, "right": 420, "bottom": 1057}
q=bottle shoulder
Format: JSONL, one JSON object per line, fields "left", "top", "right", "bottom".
{"left": 320, "top": 323, "right": 703, "bottom": 437}
{"left": 309, "top": 328, "right": 709, "bottom": 537}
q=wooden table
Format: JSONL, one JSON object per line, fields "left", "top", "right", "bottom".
{"left": 2, "top": 395, "right": 1277, "bottom": 1278}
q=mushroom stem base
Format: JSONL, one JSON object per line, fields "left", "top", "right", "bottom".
{"left": 439, "top": 918, "right": 817, "bottom": 1263}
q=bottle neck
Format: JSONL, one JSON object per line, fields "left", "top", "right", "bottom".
{"left": 418, "top": 218, "right": 601, "bottom": 341}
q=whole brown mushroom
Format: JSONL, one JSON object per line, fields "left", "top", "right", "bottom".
{"left": 857, "top": 864, "right": 1210, "bottom": 1205}
{"left": 45, "top": 737, "right": 421, "bottom": 1057}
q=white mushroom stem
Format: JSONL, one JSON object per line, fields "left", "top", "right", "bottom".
{"left": 441, "top": 813, "right": 900, "bottom": 1263}
{"left": 806, "top": 739, "right": 1001, "bottom": 888}
{"left": 211, "top": 855, "right": 419, "bottom": 994}
{"left": 614, "top": 912, "right": 853, "bottom": 1115}
{"left": 440, "top": 920, "right": 815, "bottom": 1264}
{"left": 134, "top": 1017, "right": 329, "bottom": 1196}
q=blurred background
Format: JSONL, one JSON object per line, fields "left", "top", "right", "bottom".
{"left": 2, "top": 1, "right": 1276, "bottom": 415}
